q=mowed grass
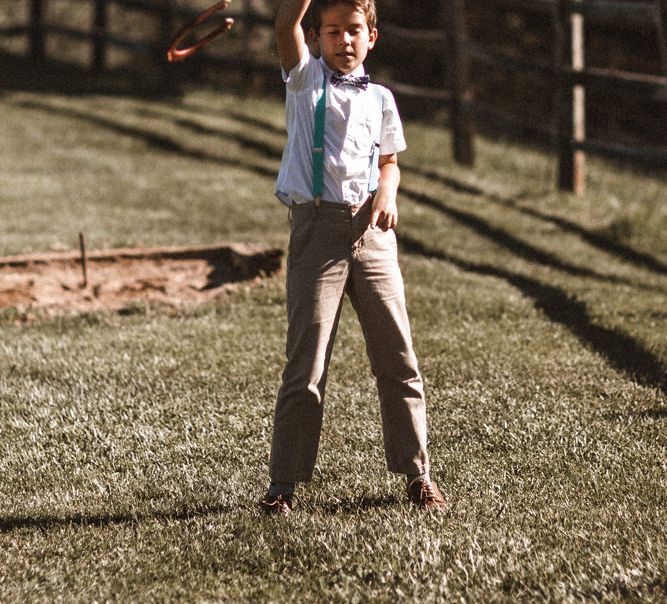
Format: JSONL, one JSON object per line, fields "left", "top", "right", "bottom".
{"left": 0, "top": 67, "right": 666, "bottom": 601}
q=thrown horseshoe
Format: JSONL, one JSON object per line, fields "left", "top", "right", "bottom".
{"left": 167, "top": 0, "right": 234, "bottom": 63}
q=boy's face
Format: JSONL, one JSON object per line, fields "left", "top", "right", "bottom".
{"left": 310, "top": 4, "right": 378, "bottom": 74}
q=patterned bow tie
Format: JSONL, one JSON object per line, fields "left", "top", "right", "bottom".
{"left": 330, "top": 73, "right": 370, "bottom": 90}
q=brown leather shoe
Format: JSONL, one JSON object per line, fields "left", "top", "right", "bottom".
{"left": 407, "top": 479, "right": 447, "bottom": 511}
{"left": 259, "top": 494, "right": 293, "bottom": 516}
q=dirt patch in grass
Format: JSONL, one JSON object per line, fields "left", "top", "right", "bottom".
{"left": 0, "top": 243, "right": 283, "bottom": 315}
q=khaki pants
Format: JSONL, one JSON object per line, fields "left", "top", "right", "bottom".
{"left": 269, "top": 198, "right": 429, "bottom": 482}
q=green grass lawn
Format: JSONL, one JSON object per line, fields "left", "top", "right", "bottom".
{"left": 0, "top": 68, "right": 666, "bottom": 601}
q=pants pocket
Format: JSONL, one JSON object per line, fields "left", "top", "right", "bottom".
{"left": 288, "top": 210, "right": 315, "bottom": 265}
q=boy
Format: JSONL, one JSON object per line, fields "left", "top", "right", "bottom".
{"left": 260, "top": 0, "right": 446, "bottom": 515}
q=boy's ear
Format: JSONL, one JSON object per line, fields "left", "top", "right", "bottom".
{"left": 308, "top": 28, "right": 319, "bottom": 48}
{"left": 367, "top": 27, "right": 378, "bottom": 50}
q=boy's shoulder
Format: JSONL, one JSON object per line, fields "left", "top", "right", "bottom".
{"left": 369, "top": 82, "right": 391, "bottom": 98}
{"left": 369, "top": 82, "right": 401, "bottom": 113}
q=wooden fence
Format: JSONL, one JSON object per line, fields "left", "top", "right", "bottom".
{"left": 2, "top": 0, "right": 276, "bottom": 76}
{"left": 1, "top": 0, "right": 666, "bottom": 193}
{"left": 379, "top": 0, "right": 667, "bottom": 193}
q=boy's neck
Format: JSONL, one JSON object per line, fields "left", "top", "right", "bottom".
{"left": 320, "top": 56, "right": 366, "bottom": 77}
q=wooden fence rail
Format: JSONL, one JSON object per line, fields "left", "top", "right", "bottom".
{"left": 1, "top": 0, "right": 666, "bottom": 193}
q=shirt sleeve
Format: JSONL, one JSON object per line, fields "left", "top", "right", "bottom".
{"left": 281, "top": 46, "right": 318, "bottom": 94}
{"left": 379, "top": 88, "right": 407, "bottom": 155}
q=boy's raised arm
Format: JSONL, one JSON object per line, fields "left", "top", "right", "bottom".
{"left": 275, "top": 0, "right": 311, "bottom": 73}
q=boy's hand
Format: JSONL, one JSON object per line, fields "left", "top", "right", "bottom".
{"left": 370, "top": 193, "right": 398, "bottom": 231}
{"left": 275, "top": 0, "right": 311, "bottom": 72}
{"left": 370, "top": 153, "right": 401, "bottom": 231}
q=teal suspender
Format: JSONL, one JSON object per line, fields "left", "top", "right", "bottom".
{"left": 368, "top": 85, "right": 383, "bottom": 195}
{"left": 311, "top": 77, "right": 383, "bottom": 204}
{"left": 311, "top": 76, "right": 327, "bottom": 206}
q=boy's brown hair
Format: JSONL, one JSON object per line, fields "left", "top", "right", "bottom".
{"left": 310, "top": 0, "right": 377, "bottom": 32}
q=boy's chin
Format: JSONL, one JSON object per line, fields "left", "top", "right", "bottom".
{"left": 326, "top": 58, "right": 361, "bottom": 74}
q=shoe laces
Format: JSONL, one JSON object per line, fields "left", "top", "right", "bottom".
{"left": 273, "top": 494, "right": 291, "bottom": 508}
{"left": 420, "top": 481, "right": 436, "bottom": 502}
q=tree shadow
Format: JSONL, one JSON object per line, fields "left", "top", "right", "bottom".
{"left": 224, "top": 109, "right": 287, "bottom": 137}
{"left": 126, "top": 105, "right": 285, "bottom": 160}
{"left": 398, "top": 233, "right": 667, "bottom": 395}
{"left": 14, "top": 99, "right": 279, "bottom": 179}
{"left": 400, "top": 187, "right": 661, "bottom": 292}
{"left": 640, "top": 407, "right": 667, "bottom": 419}
{"left": 111, "top": 102, "right": 665, "bottom": 281}
{"left": 401, "top": 165, "right": 667, "bottom": 276}
{"left": 0, "top": 503, "right": 233, "bottom": 533}
{"left": 603, "top": 407, "right": 667, "bottom": 421}
{"left": 136, "top": 102, "right": 289, "bottom": 139}
{"left": 171, "top": 116, "right": 283, "bottom": 160}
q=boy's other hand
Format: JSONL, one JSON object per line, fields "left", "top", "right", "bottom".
{"left": 370, "top": 194, "right": 398, "bottom": 231}
{"left": 371, "top": 153, "right": 401, "bottom": 231}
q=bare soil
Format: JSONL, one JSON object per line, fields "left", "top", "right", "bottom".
{"left": 0, "top": 243, "right": 283, "bottom": 316}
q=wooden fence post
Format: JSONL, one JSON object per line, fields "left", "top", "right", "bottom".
{"left": 443, "top": 0, "right": 475, "bottom": 166}
{"left": 240, "top": 0, "right": 254, "bottom": 91}
{"left": 158, "top": 0, "right": 178, "bottom": 89}
{"left": 657, "top": 0, "right": 667, "bottom": 76}
{"left": 30, "top": 0, "right": 45, "bottom": 63}
{"left": 556, "top": 0, "right": 586, "bottom": 194}
{"left": 91, "top": 0, "right": 108, "bottom": 74}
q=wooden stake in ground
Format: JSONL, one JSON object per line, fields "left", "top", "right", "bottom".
{"left": 79, "top": 232, "right": 88, "bottom": 288}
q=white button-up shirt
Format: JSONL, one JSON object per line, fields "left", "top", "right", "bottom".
{"left": 275, "top": 49, "right": 407, "bottom": 206}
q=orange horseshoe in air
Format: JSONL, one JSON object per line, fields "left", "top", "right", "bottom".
{"left": 167, "top": 0, "right": 234, "bottom": 63}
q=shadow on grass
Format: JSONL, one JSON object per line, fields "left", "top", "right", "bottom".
{"left": 139, "top": 104, "right": 288, "bottom": 138}
{"left": 0, "top": 503, "right": 233, "bottom": 533}
{"left": 604, "top": 407, "right": 667, "bottom": 421}
{"left": 141, "top": 104, "right": 666, "bottom": 279}
{"left": 400, "top": 187, "right": 661, "bottom": 292}
{"left": 398, "top": 233, "right": 667, "bottom": 395}
{"left": 125, "top": 106, "right": 284, "bottom": 160}
{"left": 641, "top": 407, "right": 667, "bottom": 418}
{"left": 224, "top": 109, "right": 288, "bottom": 137}
{"left": 50, "top": 92, "right": 663, "bottom": 285}
{"left": 402, "top": 165, "right": 667, "bottom": 276}
{"left": 14, "top": 99, "right": 278, "bottom": 179}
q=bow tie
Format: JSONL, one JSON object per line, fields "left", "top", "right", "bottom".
{"left": 330, "top": 73, "right": 370, "bottom": 90}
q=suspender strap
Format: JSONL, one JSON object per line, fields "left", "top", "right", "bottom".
{"left": 367, "top": 84, "right": 383, "bottom": 195}
{"left": 368, "top": 142, "right": 380, "bottom": 195}
{"left": 311, "top": 75, "right": 327, "bottom": 206}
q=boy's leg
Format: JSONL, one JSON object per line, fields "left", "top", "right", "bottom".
{"left": 269, "top": 204, "right": 351, "bottom": 483}
{"left": 346, "top": 221, "right": 429, "bottom": 477}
